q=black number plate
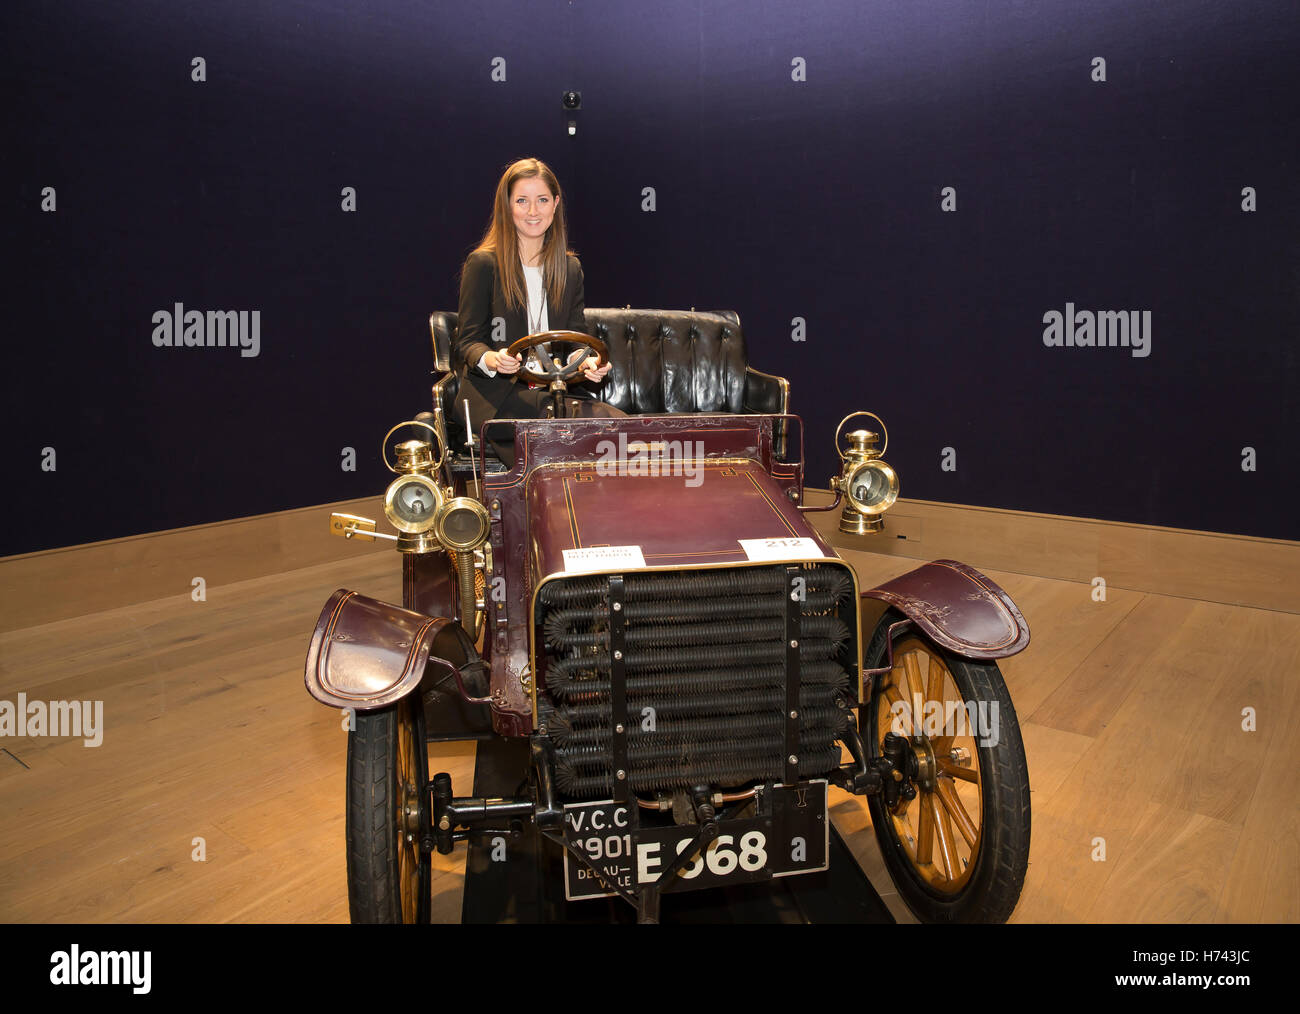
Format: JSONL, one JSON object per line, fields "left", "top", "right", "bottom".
{"left": 562, "top": 781, "right": 829, "bottom": 901}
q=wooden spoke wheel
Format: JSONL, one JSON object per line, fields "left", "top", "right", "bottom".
{"left": 345, "top": 695, "right": 431, "bottom": 923}
{"left": 875, "top": 635, "right": 984, "bottom": 892}
{"left": 864, "top": 611, "right": 1030, "bottom": 923}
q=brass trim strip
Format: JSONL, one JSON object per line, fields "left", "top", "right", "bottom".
{"left": 742, "top": 471, "right": 801, "bottom": 539}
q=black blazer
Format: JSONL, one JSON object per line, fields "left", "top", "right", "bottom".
{"left": 453, "top": 248, "right": 592, "bottom": 433}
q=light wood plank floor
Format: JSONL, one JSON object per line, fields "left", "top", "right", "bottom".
{"left": 1, "top": 547, "right": 1295, "bottom": 922}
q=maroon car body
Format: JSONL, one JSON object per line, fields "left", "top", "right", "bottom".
{"left": 305, "top": 410, "right": 1032, "bottom": 923}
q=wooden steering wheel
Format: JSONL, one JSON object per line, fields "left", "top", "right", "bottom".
{"left": 505, "top": 330, "right": 609, "bottom": 387}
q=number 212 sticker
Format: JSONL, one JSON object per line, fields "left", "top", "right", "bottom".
{"left": 738, "top": 537, "right": 824, "bottom": 562}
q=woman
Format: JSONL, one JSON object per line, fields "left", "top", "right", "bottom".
{"left": 453, "top": 158, "right": 623, "bottom": 461}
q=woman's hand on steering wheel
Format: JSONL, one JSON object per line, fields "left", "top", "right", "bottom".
{"left": 485, "top": 349, "right": 521, "bottom": 375}
{"left": 568, "top": 351, "right": 611, "bottom": 383}
{"left": 505, "top": 330, "right": 609, "bottom": 387}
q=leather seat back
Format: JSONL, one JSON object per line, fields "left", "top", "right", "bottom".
{"left": 583, "top": 308, "right": 748, "bottom": 414}
{"left": 429, "top": 308, "right": 749, "bottom": 415}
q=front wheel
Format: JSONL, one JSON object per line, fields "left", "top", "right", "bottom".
{"left": 863, "top": 611, "right": 1030, "bottom": 923}
{"left": 345, "top": 695, "right": 430, "bottom": 923}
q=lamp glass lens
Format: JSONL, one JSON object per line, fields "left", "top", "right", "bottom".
{"left": 443, "top": 507, "right": 483, "bottom": 547}
{"left": 851, "top": 465, "right": 889, "bottom": 507}
{"left": 394, "top": 480, "right": 436, "bottom": 524}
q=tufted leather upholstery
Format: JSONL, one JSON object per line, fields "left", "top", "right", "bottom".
{"left": 583, "top": 308, "right": 748, "bottom": 414}
{"left": 428, "top": 308, "right": 788, "bottom": 453}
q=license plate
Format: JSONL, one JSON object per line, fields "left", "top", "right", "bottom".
{"left": 562, "top": 781, "right": 829, "bottom": 901}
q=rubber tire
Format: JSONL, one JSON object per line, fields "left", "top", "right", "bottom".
{"left": 863, "top": 610, "right": 1030, "bottom": 923}
{"left": 345, "top": 695, "right": 430, "bottom": 923}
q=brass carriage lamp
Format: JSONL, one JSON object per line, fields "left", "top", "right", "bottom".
{"left": 832, "top": 412, "right": 900, "bottom": 534}
{"left": 328, "top": 423, "right": 445, "bottom": 547}
{"left": 382, "top": 425, "right": 447, "bottom": 555}
{"left": 326, "top": 419, "right": 491, "bottom": 640}
{"left": 382, "top": 421, "right": 492, "bottom": 639}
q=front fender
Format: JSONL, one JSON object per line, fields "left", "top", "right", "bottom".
{"left": 859, "top": 559, "right": 1030, "bottom": 660}
{"left": 304, "top": 588, "right": 484, "bottom": 712}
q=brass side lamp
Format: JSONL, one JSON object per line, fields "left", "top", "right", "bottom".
{"left": 327, "top": 418, "right": 491, "bottom": 639}
{"left": 382, "top": 425, "right": 447, "bottom": 555}
{"left": 832, "top": 412, "right": 900, "bottom": 534}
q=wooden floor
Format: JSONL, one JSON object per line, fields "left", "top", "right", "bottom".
{"left": 0, "top": 544, "right": 1296, "bottom": 923}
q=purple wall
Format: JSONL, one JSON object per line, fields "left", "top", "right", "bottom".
{"left": 5, "top": 0, "right": 1297, "bottom": 555}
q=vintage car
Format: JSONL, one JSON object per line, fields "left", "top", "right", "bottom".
{"left": 304, "top": 310, "right": 1031, "bottom": 923}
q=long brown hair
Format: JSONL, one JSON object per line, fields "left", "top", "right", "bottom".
{"left": 468, "top": 157, "right": 574, "bottom": 313}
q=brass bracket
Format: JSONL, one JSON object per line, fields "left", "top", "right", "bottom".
{"left": 329, "top": 512, "right": 378, "bottom": 542}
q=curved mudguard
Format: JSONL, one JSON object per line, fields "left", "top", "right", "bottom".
{"left": 860, "top": 559, "right": 1030, "bottom": 660}
{"left": 304, "top": 590, "right": 490, "bottom": 729}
